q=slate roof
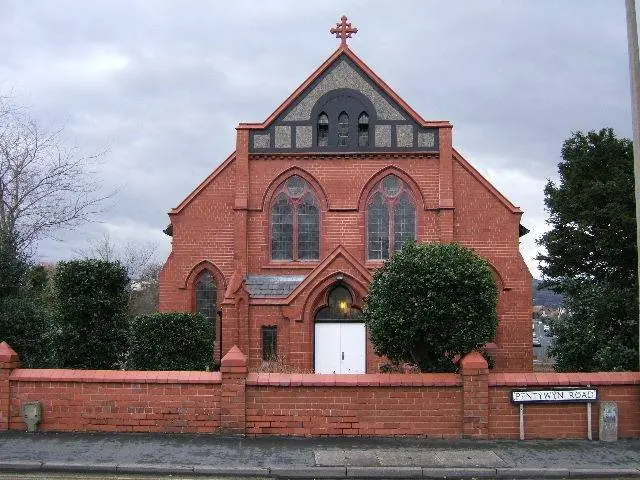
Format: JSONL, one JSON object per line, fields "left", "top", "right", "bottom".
{"left": 245, "top": 275, "right": 307, "bottom": 298}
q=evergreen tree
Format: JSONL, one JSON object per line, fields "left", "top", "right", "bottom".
{"left": 538, "top": 128, "right": 638, "bottom": 371}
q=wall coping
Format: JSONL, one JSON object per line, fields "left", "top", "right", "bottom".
{"left": 9, "top": 369, "right": 222, "bottom": 385}
{"left": 489, "top": 372, "right": 640, "bottom": 387}
{"left": 246, "top": 373, "right": 462, "bottom": 387}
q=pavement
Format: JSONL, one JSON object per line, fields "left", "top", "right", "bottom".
{"left": 0, "top": 432, "right": 639, "bottom": 479}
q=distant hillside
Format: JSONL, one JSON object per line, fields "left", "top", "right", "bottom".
{"left": 532, "top": 279, "right": 564, "bottom": 307}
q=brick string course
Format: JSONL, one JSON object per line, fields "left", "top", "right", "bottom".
{"left": 1, "top": 342, "right": 638, "bottom": 438}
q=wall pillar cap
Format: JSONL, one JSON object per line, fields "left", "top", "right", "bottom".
{"left": 221, "top": 345, "right": 247, "bottom": 368}
{"left": 0, "top": 341, "right": 20, "bottom": 366}
{"left": 460, "top": 350, "right": 488, "bottom": 371}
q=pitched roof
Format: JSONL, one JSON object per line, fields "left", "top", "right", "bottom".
{"left": 245, "top": 274, "right": 307, "bottom": 298}
{"left": 238, "top": 45, "right": 451, "bottom": 131}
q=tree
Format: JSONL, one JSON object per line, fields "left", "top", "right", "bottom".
{"left": 128, "top": 312, "right": 214, "bottom": 371}
{"left": 538, "top": 128, "right": 638, "bottom": 371}
{"left": 363, "top": 241, "right": 498, "bottom": 372}
{"left": 0, "top": 95, "right": 110, "bottom": 254}
{"left": 53, "top": 260, "right": 130, "bottom": 369}
{"left": 77, "top": 232, "right": 161, "bottom": 314}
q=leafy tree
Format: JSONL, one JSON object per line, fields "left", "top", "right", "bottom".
{"left": 364, "top": 241, "right": 498, "bottom": 372}
{"left": 538, "top": 128, "right": 638, "bottom": 371}
{"left": 128, "top": 312, "right": 214, "bottom": 371}
{"left": 53, "top": 260, "right": 130, "bottom": 369}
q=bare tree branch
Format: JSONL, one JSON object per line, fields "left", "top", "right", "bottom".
{"left": 0, "top": 95, "right": 113, "bottom": 255}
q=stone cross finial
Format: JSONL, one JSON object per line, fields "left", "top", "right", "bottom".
{"left": 330, "top": 15, "right": 358, "bottom": 46}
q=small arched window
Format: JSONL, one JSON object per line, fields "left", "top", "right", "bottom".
{"left": 317, "top": 112, "right": 329, "bottom": 147}
{"left": 195, "top": 270, "right": 217, "bottom": 338}
{"left": 367, "top": 175, "right": 416, "bottom": 260}
{"left": 315, "top": 285, "right": 363, "bottom": 322}
{"left": 337, "top": 111, "right": 349, "bottom": 147}
{"left": 271, "top": 175, "right": 320, "bottom": 261}
{"left": 358, "top": 112, "right": 369, "bottom": 147}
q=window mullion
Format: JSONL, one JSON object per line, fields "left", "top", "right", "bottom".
{"left": 388, "top": 198, "right": 395, "bottom": 256}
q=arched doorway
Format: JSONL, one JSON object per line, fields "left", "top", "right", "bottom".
{"left": 314, "top": 284, "right": 366, "bottom": 374}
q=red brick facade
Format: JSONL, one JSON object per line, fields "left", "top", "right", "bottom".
{"left": 158, "top": 42, "right": 533, "bottom": 373}
{"left": 2, "top": 345, "right": 638, "bottom": 438}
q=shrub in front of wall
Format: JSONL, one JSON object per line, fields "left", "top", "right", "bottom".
{"left": 53, "top": 259, "right": 130, "bottom": 369}
{"left": 129, "top": 312, "right": 214, "bottom": 371}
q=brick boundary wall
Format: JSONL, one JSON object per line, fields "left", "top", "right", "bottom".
{"left": 1, "top": 342, "right": 638, "bottom": 438}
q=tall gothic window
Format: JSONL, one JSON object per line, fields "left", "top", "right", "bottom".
{"left": 195, "top": 270, "right": 217, "bottom": 338}
{"left": 337, "top": 111, "right": 349, "bottom": 147}
{"left": 317, "top": 112, "right": 329, "bottom": 147}
{"left": 358, "top": 112, "right": 369, "bottom": 147}
{"left": 271, "top": 175, "right": 320, "bottom": 261}
{"left": 367, "top": 175, "right": 416, "bottom": 260}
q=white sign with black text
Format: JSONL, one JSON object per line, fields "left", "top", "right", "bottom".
{"left": 511, "top": 388, "right": 597, "bottom": 403}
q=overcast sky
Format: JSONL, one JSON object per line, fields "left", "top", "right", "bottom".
{"left": 1, "top": 0, "right": 635, "bottom": 278}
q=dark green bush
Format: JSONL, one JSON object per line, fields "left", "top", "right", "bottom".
{"left": 129, "top": 312, "right": 214, "bottom": 371}
{"left": 0, "top": 296, "right": 52, "bottom": 368}
{"left": 53, "top": 259, "right": 130, "bottom": 369}
{"left": 364, "top": 241, "right": 498, "bottom": 372}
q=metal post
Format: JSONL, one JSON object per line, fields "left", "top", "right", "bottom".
{"left": 587, "top": 402, "right": 592, "bottom": 440}
{"left": 519, "top": 404, "right": 525, "bottom": 440}
{"left": 625, "top": 0, "right": 640, "bottom": 371}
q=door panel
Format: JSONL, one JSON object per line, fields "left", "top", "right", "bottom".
{"left": 339, "top": 323, "right": 366, "bottom": 373}
{"left": 315, "top": 322, "right": 366, "bottom": 374}
{"left": 314, "top": 323, "right": 341, "bottom": 374}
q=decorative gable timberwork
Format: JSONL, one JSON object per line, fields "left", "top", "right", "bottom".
{"left": 249, "top": 55, "right": 439, "bottom": 153}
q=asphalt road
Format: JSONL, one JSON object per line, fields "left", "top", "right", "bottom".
{"left": 533, "top": 319, "right": 554, "bottom": 363}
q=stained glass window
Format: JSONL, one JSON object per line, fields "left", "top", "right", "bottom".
{"left": 337, "top": 111, "right": 349, "bottom": 147}
{"left": 367, "top": 175, "right": 416, "bottom": 260}
{"left": 358, "top": 112, "right": 369, "bottom": 147}
{"left": 318, "top": 112, "right": 329, "bottom": 147}
{"left": 271, "top": 176, "right": 320, "bottom": 261}
{"left": 195, "top": 270, "right": 217, "bottom": 339}
{"left": 394, "top": 194, "right": 416, "bottom": 252}
{"left": 271, "top": 193, "right": 293, "bottom": 260}
{"left": 298, "top": 194, "right": 320, "bottom": 260}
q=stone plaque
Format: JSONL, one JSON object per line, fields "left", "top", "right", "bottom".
{"left": 599, "top": 401, "right": 618, "bottom": 442}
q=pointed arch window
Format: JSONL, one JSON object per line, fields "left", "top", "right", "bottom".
{"left": 337, "top": 111, "right": 349, "bottom": 147}
{"left": 367, "top": 175, "right": 416, "bottom": 260}
{"left": 358, "top": 112, "right": 369, "bottom": 147}
{"left": 317, "top": 112, "right": 329, "bottom": 147}
{"left": 271, "top": 175, "right": 320, "bottom": 261}
{"left": 195, "top": 270, "right": 217, "bottom": 338}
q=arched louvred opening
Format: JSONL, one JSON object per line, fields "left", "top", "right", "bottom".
{"left": 358, "top": 112, "right": 369, "bottom": 147}
{"left": 317, "top": 112, "right": 329, "bottom": 147}
{"left": 337, "top": 111, "right": 349, "bottom": 147}
{"left": 270, "top": 175, "right": 321, "bottom": 261}
{"left": 195, "top": 270, "right": 217, "bottom": 339}
{"left": 366, "top": 174, "right": 416, "bottom": 260}
{"left": 271, "top": 192, "right": 293, "bottom": 260}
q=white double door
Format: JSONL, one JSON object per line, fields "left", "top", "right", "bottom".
{"left": 314, "top": 322, "right": 366, "bottom": 374}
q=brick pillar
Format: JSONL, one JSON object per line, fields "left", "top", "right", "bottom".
{"left": 460, "top": 350, "right": 489, "bottom": 439}
{"left": 220, "top": 345, "right": 247, "bottom": 434}
{"left": 0, "top": 342, "right": 21, "bottom": 431}
{"left": 438, "top": 126, "right": 454, "bottom": 242}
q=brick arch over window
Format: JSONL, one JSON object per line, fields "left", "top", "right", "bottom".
{"left": 359, "top": 171, "right": 422, "bottom": 260}
{"left": 260, "top": 167, "right": 329, "bottom": 212}
{"left": 184, "top": 261, "right": 225, "bottom": 350}
{"left": 268, "top": 174, "right": 323, "bottom": 261}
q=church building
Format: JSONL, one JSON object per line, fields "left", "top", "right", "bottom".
{"left": 159, "top": 17, "right": 533, "bottom": 373}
